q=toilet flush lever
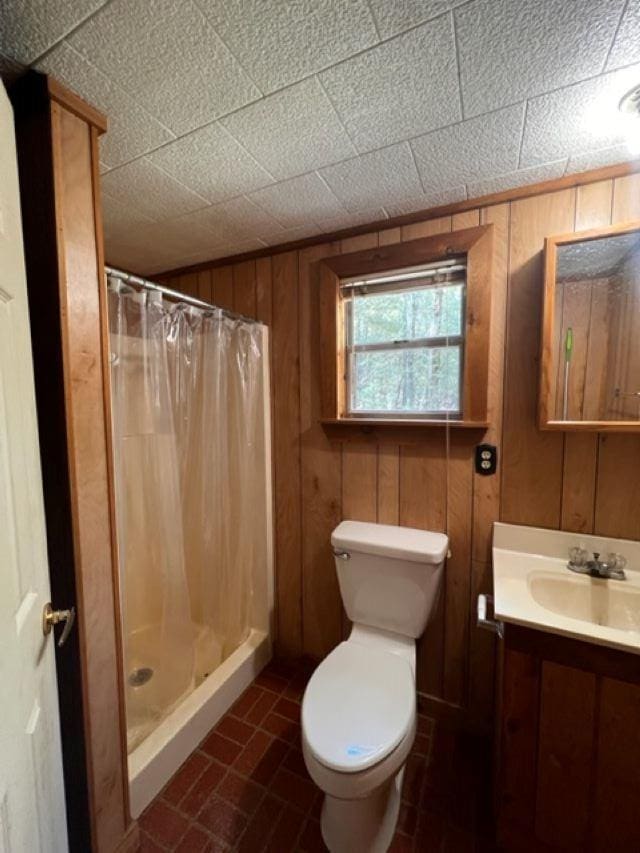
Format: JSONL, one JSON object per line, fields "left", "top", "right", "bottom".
{"left": 332, "top": 548, "right": 351, "bottom": 560}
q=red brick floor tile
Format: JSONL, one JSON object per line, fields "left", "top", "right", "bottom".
{"left": 298, "top": 818, "right": 328, "bottom": 852}
{"left": 215, "top": 714, "right": 255, "bottom": 746}
{"left": 272, "top": 696, "right": 300, "bottom": 723}
{"left": 162, "top": 751, "right": 210, "bottom": 807}
{"left": 262, "top": 712, "right": 300, "bottom": 743}
{"left": 266, "top": 803, "right": 306, "bottom": 852}
{"left": 402, "top": 754, "right": 427, "bottom": 805}
{"left": 245, "top": 689, "right": 279, "bottom": 726}
{"left": 198, "top": 795, "right": 249, "bottom": 847}
{"left": 140, "top": 800, "right": 189, "bottom": 847}
{"left": 389, "top": 831, "right": 414, "bottom": 853}
{"left": 237, "top": 794, "right": 283, "bottom": 853}
{"left": 234, "top": 730, "right": 272, "bottom": 776}
{"left": 235, "top": 731, "right": 289, "bottom": 785}
{"left": 310, "top": 791, "right": 323, "bottom": 820}
{"left": 232, "top": 685, "right": 264, "bottom": 719}
{"left": 282, "top": 747, "right": 310, "bottom": 779}
{"left": 397, "top": 802, "right": 418, "bottom": 836}
{"left": 416, "top": 807, "right": 446, "bottom": 849}
{"left": 201, "top": 732, "right": 243, "bottom": 765}
{"left": 412, "top": 733, "right": 431, "bottom": 756}
{"left": 443, "top": 824, "right": 477, "bottom": 852}
{"left": 139, "top": 832, "right": 165, "bottom": 853}
{"left": 270, "top": 768, "right": 317, "bottom": 812}
{"left": 174, "top": 823, "right": 211, "bottom": 853}
{"left": 262, "top": 659, "right": 299, "bottom": 681}
{"left": 254, "top": 671, "right": 289, "bottom": 694}
{"left": 179, "top": 761, "right": 226, "bottom": 818}
{"left": 217, "top": 770, "right": 264, "bottom": 816}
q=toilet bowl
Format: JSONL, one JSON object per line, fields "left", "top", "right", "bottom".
{"left": 301, "top": 520, "right": 448, "bottom": 853}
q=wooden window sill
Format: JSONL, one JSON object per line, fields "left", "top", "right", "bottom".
{"left": 321, "top": 418, "right": 489, "bottom": 428}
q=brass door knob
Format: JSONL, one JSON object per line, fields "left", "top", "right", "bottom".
{"left": 42, "top": 603, "right": 76, "bottom": 647}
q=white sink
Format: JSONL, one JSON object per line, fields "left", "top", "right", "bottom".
{"left": 493, "top": 523, "right": 640, "bottom": 654}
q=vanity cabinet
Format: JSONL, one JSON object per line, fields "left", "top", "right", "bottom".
{"left": 496, "top": 623, "right": 640, "bottom": 852}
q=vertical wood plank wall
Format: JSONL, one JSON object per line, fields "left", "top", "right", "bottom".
{"left": 159, "top": 174, "right": 640, "bottom": 729}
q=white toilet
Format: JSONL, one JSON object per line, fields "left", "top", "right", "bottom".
{"left": 301, "top": 520, "right": 448, "bottom": 853}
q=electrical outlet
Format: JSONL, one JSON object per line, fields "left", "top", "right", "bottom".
{"left": 475, "top": 443, "right": 497, "bottom": 476}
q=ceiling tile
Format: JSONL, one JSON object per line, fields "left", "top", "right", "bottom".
{"left": 383, "top": 187, "right": 467, "bottom": 218}
{"left": 101, "top": 159, "right": 210, "bottom": 222}
{"left": 320, "top": 16, "right": 460, "bottom": 152}
{"left": 259, "top": 223, "right": 322, "bottom": 246}
{"left": 467, "top": 160, "right": 566, "bottom": 198}
{"left": 368, "top": 0, "right": 465, "bottom": 39}
{"left": 221, "top": 77, "right": 356, "bottom": 180}
{"left": 199, "top": 0, "right": 378, "bottom": 93}
{"left": 0, "top": 0, "right": 108, "bottom": 64}
{"left": 316, "top": 208, "right": 388, "bottom": 232}
{"left": 146, "top": 122, "right": 274, "bottom": 203}
{"left": 176, "top": 196, "right": 284, "bottom": 244}
{"left": 38, "top": 42, "right": 174, "bottom": 169}
{"left": 68, "top": 0, "right": 260, "bottom": 134}
{"left": 455, "top": 0, "right": 626, "bottom": 117}
{"left": 319, "top": 143, "right": 423, "bottom": 212}
{"left": 247, "top": 173, "right": 346, "bottom": 227}
{"left": 520, "top": 63, "right": 640, "bottom": 167}
{"left": 606, "top": 0, "right": 640, "bottom": 70}
{"left": 568, "top": 144, "right": 638, "bottom": 173}
{"left": 102, "top": 192, "right": 155, "bottom": 244}
{"left": 410, "top": 104, "right": 524, "bottom": 195}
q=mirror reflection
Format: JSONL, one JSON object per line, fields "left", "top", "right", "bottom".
{"left": 552, "top": 229, "right": 640, "bottom": 422}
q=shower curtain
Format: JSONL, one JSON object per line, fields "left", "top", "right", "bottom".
{"left": 108, "top": 278, "right": 265, "bottom": 751}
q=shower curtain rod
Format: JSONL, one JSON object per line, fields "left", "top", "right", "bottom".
{"left": 105, "top": 265, "right": 261, "bottom": 326}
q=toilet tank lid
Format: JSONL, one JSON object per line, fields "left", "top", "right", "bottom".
{"left": 332, "top": 520, "right": 448, "bottom": 565}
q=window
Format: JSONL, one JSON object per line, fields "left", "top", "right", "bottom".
{"left": 341, "top": 260, "right": 466, "bottom": 418}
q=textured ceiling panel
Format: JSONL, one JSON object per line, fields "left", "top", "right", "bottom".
{"left": 456, "top": 0, "right": 626, "bottom": 117}
{"left": 246, "top": 173, "right": 346, "bottom": 227}
{"left": 221, "top": 77, "right": 356, "bottom": 180}
{"left": 520, "top": 63, "right": 640, "bottom": 167}
{"left": 368, "top": 0, "right": 465, "bottom": 39}
{"left": 101, "top": 158, "right": 210, "bottom": 222}
{"left": 39, "top": 42, "right": 174, "bottom": 169}
{"left": 607, "top": 0, "right": 640, "bottom": 69}
{"left": 467, "top": 160, "right": 567, "bottom": 198}
{"left": 0, "top": 0, "right": 108, "bottom": 64}
{"left": 199, "top": 0, "right": 378, "bottom": 93}
{"left": 411, "top": 104, "right": 524, "bottom": 194}
{"left": 319, "top": 142, "right": 424, "bottom": 212}
{"left": 67, "top": 0, "right": 260, "bottom": 133}
{"left": 320, "top": 17, "right": 460, "bottom": 152}
{"left": 146, "top": 122, "right": 273, "bottom": 203}
{"left": 4, "top": 0, "right": 639, "bottom": 273}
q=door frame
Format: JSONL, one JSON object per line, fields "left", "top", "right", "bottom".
{"left": 10, "top": 71, "right": 137, "bottom": 853}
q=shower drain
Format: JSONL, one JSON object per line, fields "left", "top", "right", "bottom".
{"left": 128, "top": 667, "right": 154, "bottom": 687}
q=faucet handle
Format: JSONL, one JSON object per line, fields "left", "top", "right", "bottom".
{"left": 569, "top": 546, "right": 589, "bottom": 566}
{"left": 608, "top": 553, "right": 627, "bottom": 572}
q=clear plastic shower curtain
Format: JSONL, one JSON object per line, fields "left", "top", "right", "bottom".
{"left": 109, "top": 279, "right": 264, "bottom": 751}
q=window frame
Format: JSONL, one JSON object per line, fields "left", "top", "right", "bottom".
{"left": 317, "top": 224, "right": 494, "bottom": 428}
{"left": 343, "top": 276, "right": 467, "bottom": 419}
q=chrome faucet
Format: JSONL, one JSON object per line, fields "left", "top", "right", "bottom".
{"left": 567, "top": 547, "right": 627, "bottom": 580}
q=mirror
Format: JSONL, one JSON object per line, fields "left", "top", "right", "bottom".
{"left": 540, "top": 222, "right": 640, "bottom": 431}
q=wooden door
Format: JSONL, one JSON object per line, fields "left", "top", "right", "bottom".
{"left": 0, "top": 81, "right": 68, "bottom": 852}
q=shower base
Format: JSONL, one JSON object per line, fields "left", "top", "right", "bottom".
{"left": 128, "top": 627, "right": 271, "bottom": 817}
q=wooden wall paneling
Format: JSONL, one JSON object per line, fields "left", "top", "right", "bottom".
{"left": 339, "top": 233, "right": 379, "bottom": 529}
{"left": 400, "top": 216, "right": 452, "bottom": 241}
{"left": 298, "top": 243, "right": 343, "bottom": 659}
{"left": 271, "top": 251, "right": 303, "bottom": 656}
{"left": 595, "top": 174, "right": 640, "bottom": 539}
{"left": 534, "top": 662, "right": 596, "bottom": 849}
{"left": 561, "top": 180, "right": 613, "bottom": 533}
{"left": 593, "top": 677, "right": 640, "bottom": 850}
{"left": 55, "top": 104, "right": 130, "bottom": 849}
{"left": 499, "top": 647, "right": 540, "bottom": 837}
{"left": 233, "top": 259, "right": 257, "bottom": 319}
{"left": 501, "top": 190, "right": 575, "bottom": 526}
{"left": 211, "top": 265, "right": 234, "bottom": 311}
{"left": 443, "top": 432, "right": 474, "bottom": 706}
{"left": 452, "top": 210, "right": 481, "bottom": 230}
{"left": 378, "top": 226, "right": 401, "bottom": 246}
{"left": 196, "top": 269, "right": 212, "bottom": 302}
{"left": 178, "top": 271, "right": 198, "bottom": 297}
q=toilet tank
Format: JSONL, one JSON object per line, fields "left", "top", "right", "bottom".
{"left": 332, "top": 520, "right": 448, "bottom": 639}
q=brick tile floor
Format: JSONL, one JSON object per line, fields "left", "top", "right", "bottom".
{"left": 139, "top": 659, "right": 496, "bottom": 852}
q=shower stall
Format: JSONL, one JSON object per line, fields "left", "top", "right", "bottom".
{"left": 107, "top": 269, "right": 273, "bottom": 816}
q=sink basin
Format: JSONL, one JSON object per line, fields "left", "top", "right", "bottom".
{"left": 493, "top": 523, "right": 640, "bottom": 654}
{"left": 528, "top": 571, "right": 640, "bottom": 633}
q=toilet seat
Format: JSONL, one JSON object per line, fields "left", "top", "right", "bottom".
{"left": 302, "top": 640, "right": 415, "bottom": 774}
